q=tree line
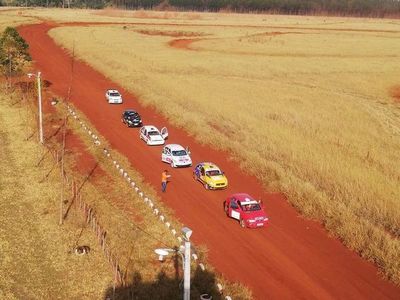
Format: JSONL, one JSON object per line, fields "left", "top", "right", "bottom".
{"left": 2, "top": 0, "right": 400, "bottom": 17}
{"left": 0, "top": 27, "right": 31, "bottom": 85}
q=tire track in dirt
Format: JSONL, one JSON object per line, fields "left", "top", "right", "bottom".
{"left": 19, "top": 22, "right": 400, "bottom": 300}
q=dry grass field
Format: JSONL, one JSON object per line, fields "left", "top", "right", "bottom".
{"left": 42, "top": 9, "right": 400, "bottom": 282}
{"left": 3, "top": 7, "right": 400, "bottom": 283}
{"left": 0, "top": 87, "right": 113, "bottom": 299}
{"left": 0, "top": 9, "right": 37, "bottom": 30}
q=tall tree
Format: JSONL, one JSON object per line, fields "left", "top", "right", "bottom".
{"left": 0, "top": 27, "right": 31, "bottom": 84}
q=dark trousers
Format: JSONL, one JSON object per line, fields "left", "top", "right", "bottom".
{"left": 161, "top": 181, "right": 167, "bottom": 192}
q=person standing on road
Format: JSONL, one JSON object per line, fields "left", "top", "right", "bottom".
{"left": 161, "top": 170, "right": 171, "bottom": 193}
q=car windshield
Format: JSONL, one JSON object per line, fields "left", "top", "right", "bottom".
{"left": 172, "top": 150, "right": 187, "bottom": 156}
{"left": 206, "top": 170, "right": 222, "bottom": 176}
{"left": 148, "top": 131, "right": 160, "bottom": 136}
{"left": 110, "top": 92, "right": 120, "bottom": 97}
{"left": 242, "top": 204, "right": 261, "bottom": 212}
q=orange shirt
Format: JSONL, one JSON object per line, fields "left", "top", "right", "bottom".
{"left": 161, "top": 172, "right": 169, "bottom": 182}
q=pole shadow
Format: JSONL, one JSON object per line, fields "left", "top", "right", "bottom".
{"left": 103, "top": 266, "right": 221, "bottom": 300}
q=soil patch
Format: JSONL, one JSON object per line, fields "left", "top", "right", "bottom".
{"left": 390, "top": 85, "right": 400, "bottom": 103}
{"left": 136, "top": 29, "right": 207, "bottom": 37}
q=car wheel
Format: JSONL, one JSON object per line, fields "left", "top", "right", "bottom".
{"left": 204, "top": 183, "right": 209, "bottom": 190}
{"left": 240, "top": 219, "right": 246, "bottom": 228}
{"left": 192, "top": 173, "right": 197, "bottom": 180}
{"left": 171, "top": 161, "right": 175, "bottom": 168}
{"left": 224, "top": 202, "right": 229, "bottom": 215}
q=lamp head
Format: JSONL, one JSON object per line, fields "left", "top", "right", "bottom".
{"left": 154, "top": 248, "right": 169, "bottom": 262}
{"left": 182, "top": 227, "right": 192, "bottom": 241}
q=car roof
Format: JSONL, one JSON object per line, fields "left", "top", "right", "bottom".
{"left": 142, "top": 125, "right": 158, "bottom": 131}
{"left": 199, "top": 162, "right": 221, "bottom": 171}
{"left": 124, "top": 109, "right": 138, "bottom": 113}
{"left": 240, "top": 200, "right": 259, "bottom": 206}
{"left": 165, "top": 144, "right": 185, "bottom": 151}
{"left": 230, "top": 193, "right": 254, "bottom": 201}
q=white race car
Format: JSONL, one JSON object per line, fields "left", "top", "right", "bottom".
{"left": 105, "top": 89, "right": 123, "bottom": 104}
{"left": 161, "top": 144, "right": 192, "bottom": 168}
{"left": 140, "top": 125, "right": 168, "bottom": 146}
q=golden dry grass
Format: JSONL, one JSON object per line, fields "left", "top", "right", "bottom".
{"left": 38, "top": 10, "right": 400, "bottom": 283}
{"left": 0, "top": 86, "right": 113, "bottom": 299}
{"left": 0, "top": 8, "right": 37, "bottom": 31}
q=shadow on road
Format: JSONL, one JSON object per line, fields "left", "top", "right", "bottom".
{"left": 103, "top": 266, "right": 221, "bottom": 300}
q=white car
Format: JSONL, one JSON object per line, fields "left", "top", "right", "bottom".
{"left": 161, "top": 144, "right": 192, "bottom": 168}
{"left": 105, "top": 89, "right": 123, "bottom": 104}
{"left": 140, "top": 125, "right": 168, "bottom": 146}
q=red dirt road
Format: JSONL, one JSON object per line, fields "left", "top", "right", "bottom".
{"left": 19, "top": 23, "right": 400, "bottom": 300}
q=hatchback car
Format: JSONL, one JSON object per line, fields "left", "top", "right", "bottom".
{"left": 224, "top": 193, "right": 269, "bottom": 228}
{"left": 193, "top": 162, "right": 228, "bottom": 190}
{"left": 121, "top": 109, "right": 142, "bottom": 127}
{"left": 140, "top": 125, "right": 168, "bottom": 146}
{"left": 105, "top": 89, "right": 123, "bottom": 104}
{"left": 161, "top": 144, "right": 192, "bottom": 168}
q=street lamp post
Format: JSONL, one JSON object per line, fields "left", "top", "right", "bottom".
{"left": 28, "top": 71, "right": 43, "bottom": 144}
{"left": 155, "top": 227, "right": 193, "bottom": 300}
{"left": 182, "top": 227, "right": 192, "bottom": 300}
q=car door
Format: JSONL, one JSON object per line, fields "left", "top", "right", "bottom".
{"left": 140, "top": 127, "right": 146, "bottom": 141}
{"left": 162, "top": 146, "right": 170, "bottom": 163}
{"left": 229, "top": 199, "right": 241, "bottom": 220}
{"left": 185, "top": 146, "right": 191, "bottom": 156}
{"left": 166, "top": 147, "right": 172, "bottom": 163}
{"left": 200, "top": 166, "right": 206, "bottom": 182}
{"left": 160, "top": 127, "right": 168, "bottom": 140}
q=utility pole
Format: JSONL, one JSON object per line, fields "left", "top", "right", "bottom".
{"left": 183, "top": 238, "right": 191, "bottom": 300}
{"left": 59, "top": 116, "right": 67, "bottom": 225}
{"left": 181, "top": 227, "right": 192, "bottom": 300}
{"left": 154, "top": 227, "right": 192, "bottom": 300}
{"left": 37, "top": 72, "right": 43, "bottom": 144}
{"left": 27, "top": 72, "right": 44, "bottom": 144}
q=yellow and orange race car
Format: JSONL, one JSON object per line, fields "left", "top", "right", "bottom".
{"left": 193, "top": 162, "right": 228, "bottom": 190}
